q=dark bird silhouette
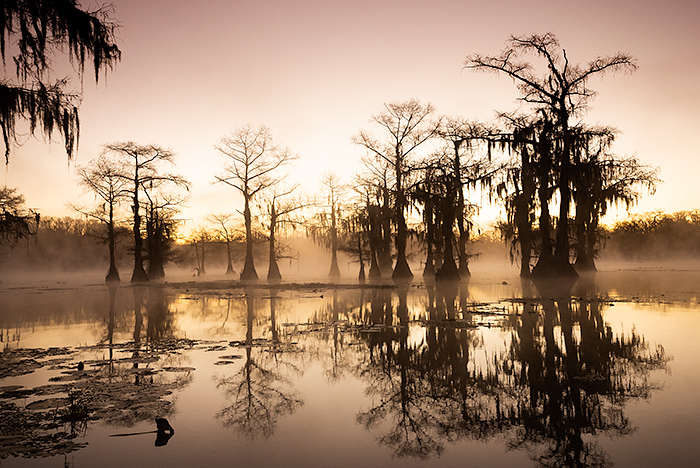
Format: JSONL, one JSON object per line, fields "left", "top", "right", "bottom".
{"left": 110, "top": 417, "right": 175, "bottom": 446}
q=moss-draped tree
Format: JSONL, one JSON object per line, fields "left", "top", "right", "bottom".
{"left": 466, "top": 33, "right": 637, "bottom": 278}
{"left": 354, "top": 99, "right": 440, "bottom": 281}
{"left": 0, "top": 186, "right": 39, "bottom": 251}
{"left": 102, "top": 142, "right": 188, "bottom": 283}
{"left": 0, "top": 0, "right": 120, "bottom": 162}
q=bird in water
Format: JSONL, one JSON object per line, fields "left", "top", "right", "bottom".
{"left": 156, "top": 417, "right": 174, "bottom": 434}
{"left": 110, "top": 417, "right": 175, "bottom": 446}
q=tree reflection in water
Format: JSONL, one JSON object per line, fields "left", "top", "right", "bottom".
{"left": 343, "top": 279, "right": 669, "bottom": 465}
{"left": 216, "top": 288, "right": 304, "bottom": 439}
{"left": 0, "top": 284, "right": 193, "bottom": 459}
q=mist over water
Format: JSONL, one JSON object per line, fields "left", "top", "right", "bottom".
{"left": 1, "top": 264, "right": 699, "bottom": 467}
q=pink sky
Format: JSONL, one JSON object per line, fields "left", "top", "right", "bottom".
{"left": 3, "top": 0, "right": 699, "bottom": 232}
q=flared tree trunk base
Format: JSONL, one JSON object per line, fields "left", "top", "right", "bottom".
{"left": 574, "top": 254, "right": 597, "bottom": 273}
{"left": 328, "top": 262, "right": 341, "bottom": 280}
{"left": 458, "top": 262, "right": 471, "bottom": 279}
{"left": 106, "top": 267, "right": 120, "bottom": 283}
{"left": 267, "top": 260, "right": 282, "bottom": 281}
{"left": 240, "top": 254, "right": 258, "bottom": 281}
{"left": 358, "top": 263, "right": 366, "bottom": 284}
{"left": 422, "top": 260, "right": 435, "bottom": 279}
{"left": 531, "top": 255, "right": 578, "bottom": 279}
{"left": 131, "top": 265, "right": 149, "bottom": 283}
{"left": 392, "top": 258, "right": 413, "bottom": 282}
{"left": 368, "top": 257, "right": 382, "bottom": 281}
{"left": 436, "top": 257, "right": 460, "bottom": 282}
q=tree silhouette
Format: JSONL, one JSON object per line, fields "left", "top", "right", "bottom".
{"left": 215, "top": 125, "right": 296, "bottom": 281}
{"left": 0, "top": 0, "right": 120, "bottom": 162}
{"left": 0, "top": 186, "right": 39, "bottom": 251}
{"left": 570, "top": 134, "right": 659, "bottom": 271}
{"left": 207, "top": 213, "right": 240, "bottom": 275}
{"left": 467, "top": 33, "right": 637, "bottom": 278}
{"left": 143, "top": 191, "right": 185, "bottom": 280}
{"left": 74, "top": 155, "right": 128, "bottom": 282}
{"left": 435, "top": 118, "right": 498, "bottom": 279}
{"left": 187, "top": 227, "right": 213, "bottom": 276}
{"left": 321, "top": 172, "right": 344, "bottom": 279}
{"left": 354, "top": 99, "right": 440, "bottom": 281}
{"left": 101, "top": 142, "right": 188, "bottom": 283}
{"left": 257, "top": 185, "right": 306, "bottom": 281}
{"left": 353, "top": 163, "right": 394, "bottom": 279}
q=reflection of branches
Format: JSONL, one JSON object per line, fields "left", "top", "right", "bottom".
{"left": 357, "top": 364, "right": 445, "bottom": 459}
{"left": 344, "top": 285, "right": 669, "bottom": 466}
{"left": 215, "top": 290, "right": 303, "bottom": 439}
{"left": 355, "top": 288, "right": 449, "bottom": 459}
{"left": 216, "top": 347, "right": 303, "bottom": 439}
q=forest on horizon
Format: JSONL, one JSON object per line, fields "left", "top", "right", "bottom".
{"left": 1, "top": 209, "right": 699, "bottom": 280}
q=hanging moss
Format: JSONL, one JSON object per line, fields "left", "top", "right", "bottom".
{"left": 0, "top": 0, "right": 120, "bottom": 162}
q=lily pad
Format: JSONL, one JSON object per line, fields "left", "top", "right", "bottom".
{"left": 162, "top": 367, "right": 195, "bottom": 373}
{"left": 25, "top": 398, "right": 69, "bottom": 411}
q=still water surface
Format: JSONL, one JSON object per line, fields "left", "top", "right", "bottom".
{"left": 1, "top": 270, "right": 699, "bottom": 467}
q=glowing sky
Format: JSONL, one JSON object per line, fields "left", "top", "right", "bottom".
{"left": 3, "top": 0, "right": 699, "bottom": 233}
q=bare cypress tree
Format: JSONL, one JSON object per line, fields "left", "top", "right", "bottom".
{"left": 74, "top": 155, "right": 128, "bottom": 282}
{"left": 207, "top": 213, "right": 239, "bottom": 275}
{"left": 258, "top": 185, "right": 306, "bottom": 281}
{"left": 215, "top": 125, "right": 295, "bottom": 281}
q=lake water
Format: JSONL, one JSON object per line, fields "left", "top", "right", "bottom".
{"left": 1, "top": 268, "right": 699, "bottom": 467}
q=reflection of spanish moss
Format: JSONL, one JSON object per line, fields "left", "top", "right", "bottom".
{"left": 346, "top": 282, "right": 669, "bottom": 464}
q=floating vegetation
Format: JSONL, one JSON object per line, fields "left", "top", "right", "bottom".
{"left": 0, "top": 342, "right": 196, "bottom": 460}
{"left": 0, "top": 348, "right": 76, "bottom": 379}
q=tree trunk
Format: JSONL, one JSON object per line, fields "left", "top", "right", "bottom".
{"left": 514, "top": 193, "right": 532, "bottom": 278}
{"left": 436, "top": 197, "right": 459, "bottom": 282}
{"left": 130, "top": 180, "right": 149, "bottom": 283}
{"left": 423, "top": 243, "right": 435, "bottom": 279}
{"left": 225, "top": 243, "right": 235, "bottom": 275}
{"left": 198, "top": 240, "right": 206, "bottom": 275}
{"left": 146, "top": 209, "right": 165, "bottom": 280}
{"left": 240, "top": 194, "right": 258, "bottom": 281}
{"left": 368, "top": 248, "right": 381, "bottom": 280}
{"left": 574, "top": 194, "right": 597, "bottom": 273}
{"left": 531, "top": 162, "right": 556, "bottom": 278}
{"left": 328, "top": 203, "right": 340, "bottom": 279}
{"left": 552, "top": 110, "right": 578, "bottom": 277}
{"left": 267, "top": 206, "right": 281, "bottom": 281}
{"left": 105, "top": 203, "right": 120, "bottom": 282}
{"left": 392, "top": 159, "right": 413, "bottom": 281}
{"left": 453, "top": 139, "right": 471, "bottom": 278}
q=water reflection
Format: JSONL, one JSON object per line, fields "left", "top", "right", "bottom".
{"left": 216, "top": 288, "right": 304, "bottom": 439}
{"left": 344, "top": 280, "right": 669, "bottom": 465}
{"left": 0, "top": 284, "right": 193, "bottom": 459}
{"left": 0, "top": 277, "right": 674, "bottom": 465}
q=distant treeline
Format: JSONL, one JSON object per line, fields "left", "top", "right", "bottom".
{"left": 0, "top": 216, "right": 236, "bottom": 275}
{"left": 4, "top": 211, "right": 699, "bottom": 276}
{"left": 603, "top": 211, "right": 700, "bottom": 260}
